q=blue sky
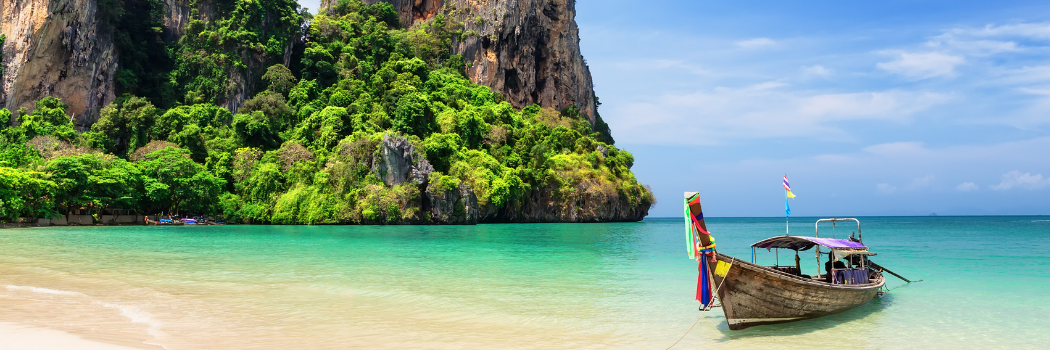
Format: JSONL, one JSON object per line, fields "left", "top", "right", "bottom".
{"left": 300, "top": 1, "right": 1050, "bottom": 217}
{"left": 574, "top": 0, "right": 1050, "bottom": 217}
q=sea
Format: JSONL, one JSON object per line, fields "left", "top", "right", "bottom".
{"left": 0, "top": 216, "right": 1047, "bottom": 349}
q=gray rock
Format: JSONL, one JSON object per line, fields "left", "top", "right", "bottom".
{"left": 360, "top": 0, "right": 599, "bottom": 124}
{"left": 424, "top": 181, "right": 479, "bottom": 224}
{"left": 1, "top": 0, "right": 117, "bottom": 126}
{"left": 372, "top": 133, "right": 435, "bottom": 186}
{"left": 483, "top": 184, "right": 651, "bottom": 223}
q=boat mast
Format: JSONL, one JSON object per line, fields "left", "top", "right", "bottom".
{"left": 785, "top": 196, "right": 790, "bottom": 235}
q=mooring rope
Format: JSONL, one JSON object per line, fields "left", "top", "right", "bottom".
{"left": 666, "top": 257, "right": 735, "bottom": 350}
{"left": 884, "top": 272, "right": 935, "bottom": 292}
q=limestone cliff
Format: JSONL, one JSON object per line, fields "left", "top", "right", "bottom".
{"left": 358, "top": 0, "right": 598, "bottom": 124}
{"left": 1, "top": 0, "right": 288, "bottom": 124}
{"left": 1, "top": 0, "right": 117, "bottom": 126}
{"left": 3, "top": 0, "right": 596, "bottom": 127}
{"left": 376, "top": 133, "right": 649, "bottom": 224}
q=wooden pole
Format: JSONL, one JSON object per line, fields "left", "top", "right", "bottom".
{"left": 869, "top": 261, "right": 915, "bottom": 283}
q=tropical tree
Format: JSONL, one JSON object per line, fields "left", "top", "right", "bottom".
{"left": 0, "top": 167, "right": 57, "bottom": 220}
{"left": 136, "top": 147, "right": 223, "bottom": 215}
{"left": 84, "top": 96, "right": 159, "bottom": 157}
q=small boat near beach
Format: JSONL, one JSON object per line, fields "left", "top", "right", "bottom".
{"left": 685, "top": 192, "right": 886, "bottom": 330}
{"left": 146, "top": 217, "right": 185, "bottom": 226}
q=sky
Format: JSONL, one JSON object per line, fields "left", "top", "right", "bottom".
{"left": 299, "top": 1, "right": 1050, "bottom": 217}
{"left": 573, "top": 0, "right": 1050, "bottom": 217}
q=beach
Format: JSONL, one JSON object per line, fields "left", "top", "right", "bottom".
{"left": 0, "top": 323, "right": 153, "bottom": 349}
{"left": 0, "top": 217, "right": 1047, "bottom": 349}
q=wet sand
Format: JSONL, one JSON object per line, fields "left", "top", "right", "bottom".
{"left": 0, "top": 323, "right": 152, "bottom": 349}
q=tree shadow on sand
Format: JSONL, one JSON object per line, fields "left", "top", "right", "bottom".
{"left": 709, "top": 295, "right": 894, "bottom": 341}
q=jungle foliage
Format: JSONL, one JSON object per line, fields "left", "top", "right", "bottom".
{"left": 0, "top": 0, "right": 651, "bottom": 223}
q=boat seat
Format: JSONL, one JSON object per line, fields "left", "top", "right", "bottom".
{"left": 833, "top": 269, "right": 870, "bottom": 284}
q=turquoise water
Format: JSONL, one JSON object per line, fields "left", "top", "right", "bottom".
{"left": 0, "top": 217, "right": 1047, "bottom": 349}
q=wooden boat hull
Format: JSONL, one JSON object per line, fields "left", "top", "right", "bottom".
{"left": 709, "top": 253, "right": 884, "bottom": 330}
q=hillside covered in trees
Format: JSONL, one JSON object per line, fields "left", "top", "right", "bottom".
{"left": 0, "top": 0, "right": 652, "bottom": 224}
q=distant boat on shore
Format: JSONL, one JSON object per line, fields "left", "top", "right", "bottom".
{"left": 146, "top": 217, "right": 184, "bottom": 226}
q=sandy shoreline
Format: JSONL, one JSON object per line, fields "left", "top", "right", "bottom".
{"left": 0, "top": 323, "right": 152, "bottom": 350}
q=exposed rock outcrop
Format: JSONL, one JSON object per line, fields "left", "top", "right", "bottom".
{"left": 360, "top": 0, "right": 598, "bottom": 123}
{"left": 484, "top": 186, "right": 650, "bottom": 223}
{"left": 372, "top": 133, "right": 434, "bottom": 186}
{"left": 424, "top": 181, "right": 479, "bottom": 224}
{"left": 161, "top": 0, "right": 192, "bottom": 41}
{"left": 1, "top": 0, "right": 117, "bottom": 126}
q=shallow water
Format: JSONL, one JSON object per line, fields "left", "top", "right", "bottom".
{"left": 0, "top": 217, "right": 1047, "bottom": 349}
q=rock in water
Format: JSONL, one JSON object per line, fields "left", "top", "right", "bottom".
{"left": 361, "top": 0, "right": 598, "bottom": 123}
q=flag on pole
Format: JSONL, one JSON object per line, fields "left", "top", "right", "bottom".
{"left": 784, "top": 175, "right": 794, "bottom": 234}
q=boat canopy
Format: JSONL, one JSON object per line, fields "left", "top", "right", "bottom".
{"left": 751, "top": 236, "right": 867, "bottom": 251}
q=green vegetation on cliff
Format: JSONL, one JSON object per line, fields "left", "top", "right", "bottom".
{"left": 0, "top": 0, "right": 652, "bottom": 223}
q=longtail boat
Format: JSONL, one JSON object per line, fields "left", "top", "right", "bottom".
{"left": 684, "top": 192, "right": 885, "bottom": 330}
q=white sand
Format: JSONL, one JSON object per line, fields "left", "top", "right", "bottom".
{"left": 0, "top": 322, "right": 149, "bottom": 350}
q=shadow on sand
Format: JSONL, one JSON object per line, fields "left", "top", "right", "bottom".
{"left": 708, "top": 294, "right": 894, "bottom": 341}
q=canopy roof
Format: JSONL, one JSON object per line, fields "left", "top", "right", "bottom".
{"left": 751, "top": 236, "right": 867, "bottom": 251}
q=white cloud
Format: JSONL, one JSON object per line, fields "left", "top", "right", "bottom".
{"left": 991, "top": 171, "right": 1049, "bottom": 190}
{"left": 926, "top": 35, "right": 1019, "bottom": 57}
{"left": 908, "top": 175, "right": 935, "bottom": 189}
{"left": 877, "top": 52, "right": 965, "bottom": 79}
{"left": 995, "top": 65, "right": 1050, "bottom": 85}
{"left": 736, "top": 37, "right": 775, "bottom": 49}
{"left": 802, "top": 65, "right": 832, "bottom": 77}
{"left": 939, "top": 23, "right": 1050, "bottom": 42}
{"left": 813, "top": 154, "right": 853, "bottom": 163}
{"left": 651, "top": 60, "right": 711, "bottom": 75}
{"left": 606, "top": 59, "right": 712, "bottom": 76}
{"left": 862, "top": 142, "right": 929, "bottom": 156}
{"left": 923, "top": 23, "right": 1050, "bottom": 57}
{"left": 876, "top": 183, "right": 897, "bottom": 194}
{"left": 609, "top": 89, "right": 949, "bottom": 145}
{"left": 872, "top": 176, "right": 933, "bottom": 193}
{"left": 957, "top": 182, "right": 979, "bottom": 192}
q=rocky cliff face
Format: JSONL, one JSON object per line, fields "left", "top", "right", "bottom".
{"left": 502, "top": 187, "right": 650, "bottom": 222}
{"left": 361, "top": 0, "right": 598, "bottom": 123}
{"left": 375, "top": 132, "right": 648, "bottom": 224}
{"left": 161, "top": 0, "right": 263, "bottom": 114}
{"left": 372, "top": 133, "right": 434, "bottom": 187}
{"left": 4, "top": 0, "right": 596, "bottom": 126}
{"left": 1, "top": 0, "right": 117, "bottom": 126}
{"left": 1, "top": 0, "right": 279, "bottom": 125}
{"left": 161, "top": 0, "right": 218, "bottom": 42}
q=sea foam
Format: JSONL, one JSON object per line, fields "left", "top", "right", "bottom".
{"left": 5, "top": 284, "right": 85, "bottom": 297}
{"left": 99, "top": 302, "right": 166, "bottom": 338}
{"left": 5, "top": 284, "right": 166, "bottom": 339}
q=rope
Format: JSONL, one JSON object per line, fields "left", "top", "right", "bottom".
{"left": 666, "top": 257, "right": 735, "bottom": 350}
{"left": 884, "top": 272, "right": 935, "bottom": 292}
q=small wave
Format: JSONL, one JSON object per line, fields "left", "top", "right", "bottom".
{"left": 5, "top": 284, "right": 85, "bottom": 297}
{"left": 99, "top": 302, "right": 166, "bottom": 338}
{"left": 6, "top": 284, "right": 167, "bottom": 344}
{"left": 1032, "top": 220, "right": 1050, "bottom": 222}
